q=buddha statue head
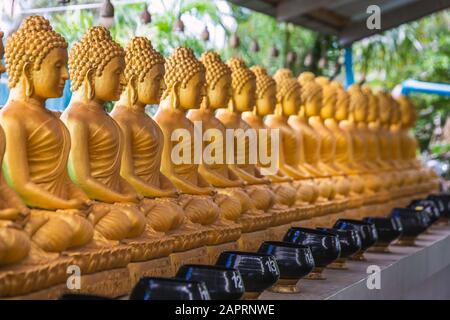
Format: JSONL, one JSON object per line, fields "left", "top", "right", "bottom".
{"left": 331, "top": 80, "right": 349, "bottom": 122}
{"left": 397, "top": 95, "right": 416, "bottom": 129}
{"left": 69, "top": 26, "right": 125, "bottom": 104}
{"left": 362, "top": 87, "right": 379, "bottom": 123}
{"left": 315, "top": 76, "right": 336, "bottom": 120}
{"left": 5, "top": 16, "right": 68, "bottom": 100}
{"left": 227, "top": 57, "right": 256, "bottom": 113}
{"left": 249, "top": 65, "right": 276, "bottom": 117}
{"left": 120, "top": 37, "right": 165, "bottom": 106}
{"left": 273, "top": 68, "right": 301, "bottom": 117}
{"left": 161, "top": 47, "right": 206, "bottom": 110}
{"left": 201, "top": 51, "right": 231, "bottom": 110}
{"left": 348, "top": 84, "right": 368, "bottom": 123}
{"left": 0, "top": 30, "right": 5, "bottom": 75}
{"left": 389, "top": 94, "right": 401, "bottom": 126}
{"left": 297, "top": 71, "right": 322, "bottom": 117}
{"left": 377, "top": 91, "right": 392, "bottom": 125}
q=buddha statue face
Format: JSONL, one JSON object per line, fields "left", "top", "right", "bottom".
{"left": 201, "top": 51, "right": 232, "bottom": 110}
{"left": 178, "top": 71, "right": 206, "bottom": 110}
{"left": 0, "top": 31, "right": 5, "bottom": 74}
{"left": 317, "top": 79, "right": 336, "bottom": 120}
{"left": 298, "top": 72, "right": 321, "bottom": 117}
{"left": 94, "top": 56, "right": 125, "bottom": 102}
{"left": 162, "top": 47, "right": 206, "bottom": 111}
{"left": 206, "top": 74, "right": 231, "bottom": 110}
{"left": 377, "top": 92, "right": 392, "bottom": 125}
{"left": 390, "top": 97, "right": 401, "bottom": 125}
{"left": 397, "top": 96, "right": 413, "bottom": 128}
{"left": 69, "top": 26, "right": 125, "bottom": 103}
{"left": 135, "top": 64, "right": 165, "bottom": 105}
{"left": 5, "top": 16, "right": 69, "bottom": 99}
{"left": 251, "top": 65, "right": 276, "bottom": 116}
{"left": 273, "top": 68, "right": 301, "bottom": 117}
{"left": 122, "top": 37, "right": 166, "bottom": 106}
{"left": 331, "top": 81, "right": 349, "bottom": 121}
{"left": 256, "top": 84, "right": 276, "bottom": 116}
{"left": 231, "top": 78, "right": 255, "bottom": 113}
{"left": 282, "top": 89, "right": 301, "bottom": 116}
{"left": 363, "top": 88, "right": 379, "bottom": 123}
{"left": 228, "top": 57, "right": 256, "bottom": 113}
{"left": 348, "top": 85, "right": 368, "bottom": 123}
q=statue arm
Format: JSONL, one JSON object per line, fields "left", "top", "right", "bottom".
{"left": 117, "top": 122, "right": 174, "bottom": 198}
{"left": 228, "top": 164, "right": 267, "bottom": 185}
{"left": 1, "top": 117, "right": 82, "bottom": 210}
{"left": 66, "top": 118, "right": 137, "bottom": 203}
{"left": 198, "top": 165, "right": 243, "bottom": 188}
{"left": 160, "top": 129, "right": 213, "bottom": 195}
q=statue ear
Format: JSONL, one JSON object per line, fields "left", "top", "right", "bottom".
{"left": 22, "top": 62, "right": 33, "bottom": 98}
{"left": 128, "top": 75, "right": 138, "bottom": 105}
{"left": 85, "top": 69, "right": 95, "bottom": 100}
{"left": 170, "top": 81, "right": 181, "bottom": 109}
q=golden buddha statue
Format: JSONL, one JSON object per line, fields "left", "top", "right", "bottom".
{"left": 0, "top": 17, "right": 130, "bottom": 298}
{"left": 288, "top": 72, "right": 339, "bottom": 221}
{"left": 215, "top": 58, "right": 294, "bottom": 239}
{"left": 62, "top": 28, "right": 179, "bottom": 286}
{"left": 187, "top": 52, "right": 273, "bottom": 251}
{"left": 396, "top": 95, "right": 438, "bottom": 194}
{"left": 154, "top": 47, "right": 241, "bottom": 262}
{"left": 242, "top": 66, "right": 298, "bottom": 210}
{"left": 342, "top": 84, "right": 389, "bottom": 216}
{"left": 0, "top": 29, "right": 31, "bottom": 269}
{"left": 110, "top": 37, "right": 210, "bottom": 272}
{"left": 376, "top": 91, "right": 409, "bottom": 203}
{"left": 257, "top": 68, "right": 320, "bottom": 221}
{"left": 327, "top": 80, "right": 366, "bottom": 219}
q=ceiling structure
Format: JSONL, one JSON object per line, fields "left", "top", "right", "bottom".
{"left": 228, "top": 0, "right": 450, "bottom": 46}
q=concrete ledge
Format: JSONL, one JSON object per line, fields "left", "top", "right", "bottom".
{"left": 259, "top": 224, "right": 450, "bottom": 300}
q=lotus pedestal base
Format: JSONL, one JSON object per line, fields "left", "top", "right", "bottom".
{"left": 238, "top": 229, "right": 268, "bottom": 252}
{"left": 269, "top": 279, "right": 299, "bottom": 293}
{"left": 128, "top": 256, "right": 173, "bottom": 286}
{"left": 4, "top": 267, "right": 131, "bottom": 300}
{"left": 305, "top": 267, "right": 326, "bottom": 280}
{"left": 169, "top": 246, "right": 209, "bottom": 274}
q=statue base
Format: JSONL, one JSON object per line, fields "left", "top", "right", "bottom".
{"left": 169, "top": 246, "right": 209, "bottom": 274}
{"left": 207, "top": 241, "right": 239, "bottom": 264}
{"left": 266, "top": 224, "right": 292, "bottom": 241}
{"left": 327, "top": 258, "right": 348, "bottom": 270}
{"left": 395, "top": 235, "right": 417, "bottom": 247}
{"left": 368, "top": 243, "right": 391, "bottom": 253}
{"left": 5, "top": 267, "right": 130, "bottom": 299}
{"left": 128, "top": 256, "right": 173, "bottom": 287}
{"left": 238, "top": 229, "right": 269, "bottom": 252}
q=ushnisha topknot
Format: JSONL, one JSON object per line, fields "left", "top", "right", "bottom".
{"left": 68, "top": 26, "right": 125, "bottom": 91}
{"left": 124, "top": 37, "right": 165, "bottom": 84}
{"left": 273, "top": 68, "right": 300, "bottom": 103}
{"left": 297, "top": 71, "right": 322, "bottom": 105}
{"left": 5, "top": 16, "right": 68, "bottom": 88}
{"left": 162, "top": 47, "right": 205, "bottom": 99}
{"left": 201, "top": 51, "right": 231, "bottom": 89}
{"left": 227, "top": 57, "right": 256, "bottom": 94}
{"left": 250, "top": 65, "right": 275, "bottom": 99}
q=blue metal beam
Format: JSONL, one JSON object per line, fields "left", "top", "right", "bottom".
{"left": 344, "top": 46, "right": 354, "bottom": 89}
{"left": 401, "top": 79, "right": 450, "bottom": 97}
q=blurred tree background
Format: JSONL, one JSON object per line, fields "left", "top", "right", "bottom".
{"left": 0, "top": 0, "right": 448, "bottom": 155}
